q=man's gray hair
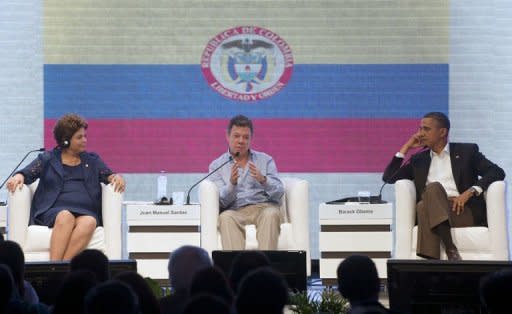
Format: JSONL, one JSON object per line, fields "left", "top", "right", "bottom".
{"left": 167, "top": 245, "right": 212, "bottom": 293}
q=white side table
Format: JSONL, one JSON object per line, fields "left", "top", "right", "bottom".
{"left": 125, "top": 202, "right": 200, "bottom": 284}
{"left": 0, "top": 205, "right": 6, "bottom": 239}
{"left": 319, "top": 202, "right": 393, "bottom": 285}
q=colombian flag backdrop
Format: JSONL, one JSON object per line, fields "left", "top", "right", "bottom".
{"left": 43, "top": 1, "right": 449, "bottom": 173}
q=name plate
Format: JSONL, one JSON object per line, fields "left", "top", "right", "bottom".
{"left": 126, "top": 204, "right": 200, "bottom": 220}
{"left": 319, "top": 202, "right": 392, "bottom": 220}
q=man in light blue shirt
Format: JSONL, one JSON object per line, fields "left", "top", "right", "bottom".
{"left": 209, "top": 115, "right": 284, "bottom": 250}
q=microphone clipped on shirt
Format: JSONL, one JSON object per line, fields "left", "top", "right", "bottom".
{"left": 185, "top": 152, "right": 239, "bottom": 205}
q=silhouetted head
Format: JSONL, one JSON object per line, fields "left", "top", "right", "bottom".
{"left": 0, "top": 264, "right": 15, "bottom": 310}
{"left": 229, "top": 250, "right": 270, "bottom": 293}
{"left": 84, "top": 280, "right": 138, "bottom": 314}
{"left": 168, "top": 245, "right": 211, "bottom": 294}
{"left": 53, "top": 270, "right": 98, "bottom": 314}
{"left": 70, "top": 249, "right": 110, "bottom": 282}
{"left": 337, "top": 255, "right": 380, "bottom": 303}
{"left": 235, "top": 268, "right": 288, "bottom": 314}
{"left": 190, "top": 266, "right": 233, "bottom": 306}
{"left": 184, "top": 293, "right": 231, "bottom": 314}
{"left": 115, "top": 271, "right": 160, "bottom": 314}
{"left": 0, "top": 241, "right": 25, "bottom": 297}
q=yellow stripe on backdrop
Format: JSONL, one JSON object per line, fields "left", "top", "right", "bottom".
{"left": 44, "top": 0, "right": 448, "bottom": 64}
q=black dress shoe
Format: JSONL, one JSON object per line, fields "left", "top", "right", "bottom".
{"left": 446, "top": 248, "right": 462, "bottom": 261}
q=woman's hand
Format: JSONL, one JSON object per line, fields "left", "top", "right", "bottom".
{"left": 6, "top": 173, "right": 25, "bottom": 193}
{"left": 109, "top": 174, "right": 125, "bottom": 193}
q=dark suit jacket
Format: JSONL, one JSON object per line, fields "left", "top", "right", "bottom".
{"left": 17, "top": 148, "right": 113, "bottom": 225}
{"left": 382, "top": 143, "right": 505, "bottom": 225}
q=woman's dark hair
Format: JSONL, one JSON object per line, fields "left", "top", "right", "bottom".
{"left": 53, "top": 113, "right": 88, "bottom": 147}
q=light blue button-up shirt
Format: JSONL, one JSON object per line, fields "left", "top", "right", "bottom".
{"left": 209, "top": 149, "right": 284, "bottom": 211}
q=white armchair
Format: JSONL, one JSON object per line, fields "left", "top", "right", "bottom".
{"left": 394, "top": 179, "right": 509, "bottom": 260}
{"left": 7, "top": 180, "right": 123, "bottom": 261}
{"left": 199, "top": 177, "right": 310, "bottom": 275}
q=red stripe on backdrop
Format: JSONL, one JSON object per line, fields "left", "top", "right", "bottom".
{"left": 44, "top": 119, "right": 419, "bottom": 173}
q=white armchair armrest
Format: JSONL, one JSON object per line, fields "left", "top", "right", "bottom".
{"left": 102, "top": 183, "right": 123, "bottom": 259}
{"left": 394, "top": 179, "right": 416, "bottom": 259}
{"left": 484, "top": 181, "right": 508, "bottom": 260}
{"left": 199, "top": 180, "right": 220, "bottom": 255}
{"left": 282, "top": 177, "right": 310, "bottom": 274}
{"left": 282, "top": 178, "right": 309, "bottom": 251}
{"left": 7, "top": 182, "right": 38, "bottom": 247}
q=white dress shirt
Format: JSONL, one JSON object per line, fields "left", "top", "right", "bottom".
{"left": 426, "top": 144, "right": 459, "bottom": 197}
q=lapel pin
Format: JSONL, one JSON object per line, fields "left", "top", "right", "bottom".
{"left": 455, "top": 155, "right": 460, "bottom": 159}
{"left": 85, "top": 164, "right": 89, "bottom": 167}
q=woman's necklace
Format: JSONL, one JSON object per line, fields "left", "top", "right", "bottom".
{"left": 62, "top": 153, "right": 81, "bottom": 166}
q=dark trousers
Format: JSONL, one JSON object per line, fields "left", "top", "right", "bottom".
{"left": 416, "top": 182, "right": 474, "bottom": 259}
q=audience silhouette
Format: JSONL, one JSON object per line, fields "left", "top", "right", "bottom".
{"left": 52, "top": 270, "right": 98, "bottom": 314}
{"left": 228, "top": 250, "right": 270, "bottom": 293}
{"left": 84, "top": 280, "right": 138, "bottom": 314}
{"left": 115, "top": 271, "right": 161, "bottom": 314}
{"left": 0, "top": 264, "right": 14, "bottom": 313}
{"left": 235, "top": 267, "right": 288, "bottom": 314}
{"left": 0, "top": 240, "right": 40, "bottom": 306}
{"left": 159, "top": 245, "right": 211, "bottom": 314}
{"left": 2, "top": 239, "right": 510, "bottom": 314}
{"left": 189, "top": 266, "right": 233, "bottom": 307}
{"left": 480, "top": 268, "right": 512, "bottom": 314}
{"left": 337, "top": 254, "right": 392, "bottom": 314}
{"left": 183, "top": 294, "right": 231, "bottom": 314}
{"left": 70, "top": 249, "right": 110, "bottom": 283}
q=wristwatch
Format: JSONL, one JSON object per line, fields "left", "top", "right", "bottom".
{"left": 468, "top": 187, "right": 477, "bottom": 196}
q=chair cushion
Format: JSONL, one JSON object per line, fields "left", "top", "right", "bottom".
{"left": 244, "top": 223, "right": 294, "bottom": 250}
{"left": 87, "top": 227, "right": 106, "bottom": 252}
{"left": 451, "top": 226, "right": 490, "bottom": 252}
{"left": 24, "top": 226, "right": 105, "bottom": 253}
{"left": 412, "top": 225, "right": 492, "bottom": 259}
{"left": 24, "top": 226, "right": 52, "bottom": 252}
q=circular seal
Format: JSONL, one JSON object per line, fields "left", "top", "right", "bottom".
{"left": 201, "top": 26, "right": 294, "bottom": 101}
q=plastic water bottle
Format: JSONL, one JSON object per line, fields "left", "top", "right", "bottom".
{"left": 157, "top": 171, "right": 167, "bottom": 201}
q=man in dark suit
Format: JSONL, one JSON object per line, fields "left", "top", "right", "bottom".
{"left": 383, "top": 112, "right": 505, "bottom": 260}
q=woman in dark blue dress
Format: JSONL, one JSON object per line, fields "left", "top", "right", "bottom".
{"left": 5, "top": 114, "right": 125, "bottom": 261}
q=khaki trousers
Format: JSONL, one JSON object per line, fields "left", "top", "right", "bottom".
{"left": 416, "top": 182, "right": 474, "bottom": 259}
{"left": 218, "top": 203, "right": 281, "bottom": 250}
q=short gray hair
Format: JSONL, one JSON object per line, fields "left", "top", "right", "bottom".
{"left": 168, "top": 245, "right": 211, "bottom": 293}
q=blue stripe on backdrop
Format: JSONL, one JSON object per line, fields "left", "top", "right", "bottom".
{"left": 44, "top": 64, "right": 448, "bottom": 119}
